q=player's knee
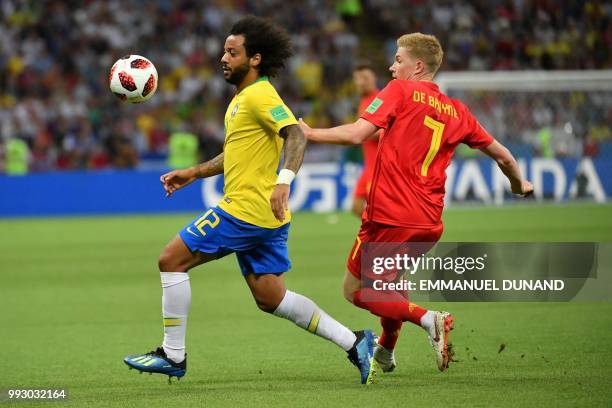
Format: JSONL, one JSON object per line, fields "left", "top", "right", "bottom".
{"left": 158, "top": 249, "right": 182, "bottom": 272}
{"left": 343, "top": 286, "right": 355, "bottom": 304}
{"left": 157, "top": 252, "right": 172, "bottom": 272}
{"left": 254, "top": 297, "right": 280, "bottom": 313}
{"left": 252, "top": 290, "right": 284, "bottom": 314}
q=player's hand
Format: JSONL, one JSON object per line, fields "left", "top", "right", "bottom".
{"left": 298, "top": 118, "right": 313, "bottom": 139}
{"left": 160, "top": 168, "right": 197, "bottom": 198}
{"left": 512, "top": 180, "right": 534, "bottom": 197}
{"left": 270, "top": 183, "right": 290, "bottom": 222}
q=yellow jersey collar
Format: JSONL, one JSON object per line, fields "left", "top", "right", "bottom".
{"left": 238, "top": 76, "right": 269, "bottom": 94}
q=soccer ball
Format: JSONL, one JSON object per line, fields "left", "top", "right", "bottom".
{"left": 109, "top": 55, "right": 158, "bottom": 103}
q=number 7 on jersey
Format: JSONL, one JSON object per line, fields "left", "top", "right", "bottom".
{"left": 421, "top": 115, "right": 445, "bottom": 176}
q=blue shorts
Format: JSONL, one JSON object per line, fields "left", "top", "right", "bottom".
{"left": 178, "top": 206, "right": 291, "bottom": 276}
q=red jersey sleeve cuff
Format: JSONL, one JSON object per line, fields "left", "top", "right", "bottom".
{"left": 466, "top": 136, "right": 494, "bottom": 149}
{"left": 360, "top": 113, "right": 386, "bottom": 129}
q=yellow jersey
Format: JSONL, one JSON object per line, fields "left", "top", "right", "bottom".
{"left": 218, "top": 76, "right": 298, "bottom": 228}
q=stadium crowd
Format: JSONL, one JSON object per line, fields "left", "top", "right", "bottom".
{"left": 0, "top": 0, "right": 610, "bottom": 172}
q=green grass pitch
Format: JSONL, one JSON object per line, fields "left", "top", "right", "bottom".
{"left": 1, "top": 204, "right": 612, "bottom": 407}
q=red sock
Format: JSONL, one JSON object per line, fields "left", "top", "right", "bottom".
{"left": 353, "top": 288, "right": 428, "bottom": 326}
{"left": 379, "top": 317, "right": 402, "bottom": 350}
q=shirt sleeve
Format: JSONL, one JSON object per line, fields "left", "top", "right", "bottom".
{"left": 360, "top": 80, "right": 406, "bottom": 129}
{"left": 462, "top": 109, "right": 494, "bottom": 149}
{"left": 245, "top": 88, "right": 298, "bottom": 135}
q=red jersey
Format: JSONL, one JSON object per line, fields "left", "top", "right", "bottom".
{"left": 361, "top": 79, "right": 494, "bottom": 228}
{"left": 358, "top": 90, "right": 380, "bottom": 173}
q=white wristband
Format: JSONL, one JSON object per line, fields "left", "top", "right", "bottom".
{"left": 276, "top": 169, "right": 295, "bottom": 185}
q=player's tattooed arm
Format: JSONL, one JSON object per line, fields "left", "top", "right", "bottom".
{"left": 160, "top": 153, "right": 224, "bottom": 198}
{"left": 269, "top": 125, "right": 306, "bottom": 222}
{"left": 194, "top": 152, "right": 224, "bottom": 178}
{"left": 279, "top": 124, "right": 306, "bottom": 173}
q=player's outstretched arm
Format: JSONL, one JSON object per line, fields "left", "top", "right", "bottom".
{"left": 269, "top": 124, "right": 307, "bottom": 222}
{"left": 480, "top": 141, "right": 534, "bottom": 196}
{"left": 160, "top": 152, "right": 224, "bottom": 198}
{"left": 299, "top": 118, "right": 378, "bottom": 145}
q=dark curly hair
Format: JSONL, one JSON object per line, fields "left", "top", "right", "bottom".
{"left": 230, "top": 16, "right": 293, "bottom": 78}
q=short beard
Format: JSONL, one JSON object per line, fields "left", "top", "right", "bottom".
{"left": 225, "top": 61, "right": 250, "bottom": 85}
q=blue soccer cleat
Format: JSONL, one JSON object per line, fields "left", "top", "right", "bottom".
{"left": 124, "top": 347, "right": 186, "bottom": 383}
{"left": 347, "top": 330, "right": 377, "bottom": 384}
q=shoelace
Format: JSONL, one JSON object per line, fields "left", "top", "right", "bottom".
{"left": 146, "top": 347, "right": 166, "bottom": 357}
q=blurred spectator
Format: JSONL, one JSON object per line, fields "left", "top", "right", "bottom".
{"left": 5, "top": 137, "right": 29, "bottom": 174}
{"left": 168, "top": 131, "right": 198, "bottom": 169}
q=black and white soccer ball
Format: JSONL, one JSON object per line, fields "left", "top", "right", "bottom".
{"left": 109, "top": 55, "right": 158, "bottom": 103}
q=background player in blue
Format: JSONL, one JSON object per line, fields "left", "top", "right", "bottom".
{"left": 124, "top": 16, "right": 376, "bottom": 384}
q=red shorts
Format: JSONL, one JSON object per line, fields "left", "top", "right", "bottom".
{"left": 353, "top": 170, "right": 373, "bottom": 199}
{"left": 347, "top": 220, "right": 443, "bottom": 280}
